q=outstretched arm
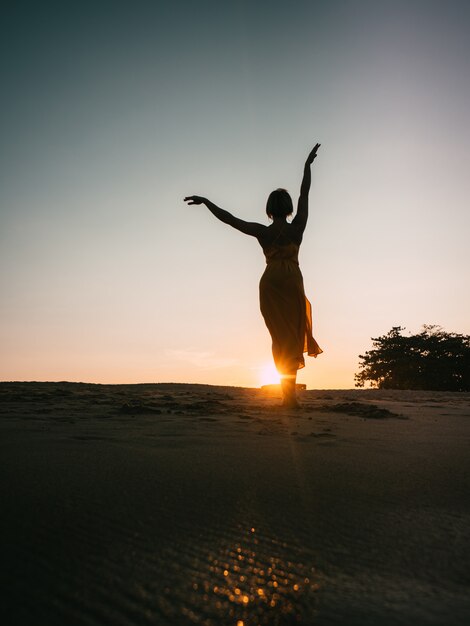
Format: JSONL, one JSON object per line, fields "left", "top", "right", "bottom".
{"left": 292, "top": 143, "right": 321, "bottom": 232}
{"left": 184, "top": 196, "right": 266, "bottom": 238}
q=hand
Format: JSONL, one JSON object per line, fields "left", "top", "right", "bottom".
{"left": 305, "top": 143, "right": 321, "bottom": 166}
{"left": 184, "top": 195, "right": 206, "bottom": 205}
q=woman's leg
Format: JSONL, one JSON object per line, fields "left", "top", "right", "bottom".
{"left": 281, "top": 371, "right": 299, "bottom": 407}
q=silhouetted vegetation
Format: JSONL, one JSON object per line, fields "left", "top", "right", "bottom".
{"left": 355, "top": 325, "right": 470, "bottom": 391}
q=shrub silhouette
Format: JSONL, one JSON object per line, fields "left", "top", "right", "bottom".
{"left": 355, "top": 325, "right": 470, "bottom": 391}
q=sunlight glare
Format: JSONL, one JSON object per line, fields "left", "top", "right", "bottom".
{"left": 259, "top": 362, "right": 281, "bottom": 387}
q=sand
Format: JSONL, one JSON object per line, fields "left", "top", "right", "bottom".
{"left": 1, "top": 382, "right": 469, "bottom": 625}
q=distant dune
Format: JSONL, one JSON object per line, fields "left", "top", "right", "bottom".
{"left": 1, "top": 382, "right": 469, "bottom": 625}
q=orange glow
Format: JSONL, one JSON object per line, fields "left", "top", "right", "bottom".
{"left": 259, "top": 362, "right": 281, "bottom": 387}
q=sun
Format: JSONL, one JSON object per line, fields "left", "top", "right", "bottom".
{"left": 259, "top": 362, "right": 281, "bottom": 387}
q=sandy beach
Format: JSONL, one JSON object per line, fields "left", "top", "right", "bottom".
{"left": 1, "top": 382, "right": 469, "bottom": 625}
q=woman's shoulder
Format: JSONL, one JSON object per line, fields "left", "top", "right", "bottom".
{"left": 258, "top": 222, "right": 303, "bottom": 248}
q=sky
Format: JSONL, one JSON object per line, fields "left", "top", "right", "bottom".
{"left": 1, "top": 0, "right": 469, "bottom": 388}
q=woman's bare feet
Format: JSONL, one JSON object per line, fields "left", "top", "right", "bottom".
{"left": 282, "top": 396, "right": 301, "bottom": 409}
{"left": 281, "top": 375, "right": 299, "bottom": 408}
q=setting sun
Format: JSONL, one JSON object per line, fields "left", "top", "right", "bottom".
{"left": 259, "top": 362, "right": 281, "bottom": 387}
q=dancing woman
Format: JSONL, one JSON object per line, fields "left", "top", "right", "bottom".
{"left": 184, "top": 144, "right": 322, "bottom": 406}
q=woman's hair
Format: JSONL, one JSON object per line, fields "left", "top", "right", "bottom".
{"left": 266, "top": 188, "right": 294, "bottom": 219}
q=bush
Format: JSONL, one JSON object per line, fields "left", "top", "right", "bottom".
{"left": 355, "top": 325, "right": 470, "bottom": 391}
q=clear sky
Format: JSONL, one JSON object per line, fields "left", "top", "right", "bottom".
{"left": 1, "top": 0, "right": 469, "bottom": 388}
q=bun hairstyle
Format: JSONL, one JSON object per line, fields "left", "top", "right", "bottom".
{"left": 266, "top": 188, "right": 294, "bottom": 219}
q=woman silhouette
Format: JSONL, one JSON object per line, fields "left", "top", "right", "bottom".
{"left": 184, "top": 144, "right": 322, "bottom": 407}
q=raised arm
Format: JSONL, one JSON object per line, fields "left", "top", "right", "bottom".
{"left": 184, "top": 196, "right": 266, "bottom": 238}
{"left": 292, "top": 143, "right": 321, "bottom": 232}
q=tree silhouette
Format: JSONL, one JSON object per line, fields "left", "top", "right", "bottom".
{"left": 355, "top": 325, "right": 470, "bottom": 391}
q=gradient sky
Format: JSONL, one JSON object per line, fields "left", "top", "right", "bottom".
{"left": 1, "top": 0, "right": 469, "bottom": 388}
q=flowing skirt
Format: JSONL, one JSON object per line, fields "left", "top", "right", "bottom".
{"left": 259, "top": 260, "right": 322, "bottom": 374}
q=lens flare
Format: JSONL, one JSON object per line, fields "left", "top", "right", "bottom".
{"left": 259, "top": 362, "right": 281, "bottom": 387}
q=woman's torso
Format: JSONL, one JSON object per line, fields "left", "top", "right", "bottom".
{"left": 258, "top": 221, "right": 303, "bottom": 265}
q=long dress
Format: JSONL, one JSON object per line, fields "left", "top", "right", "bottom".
{"left": 259, "top": 240, "right": 322, "bottom": 375}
